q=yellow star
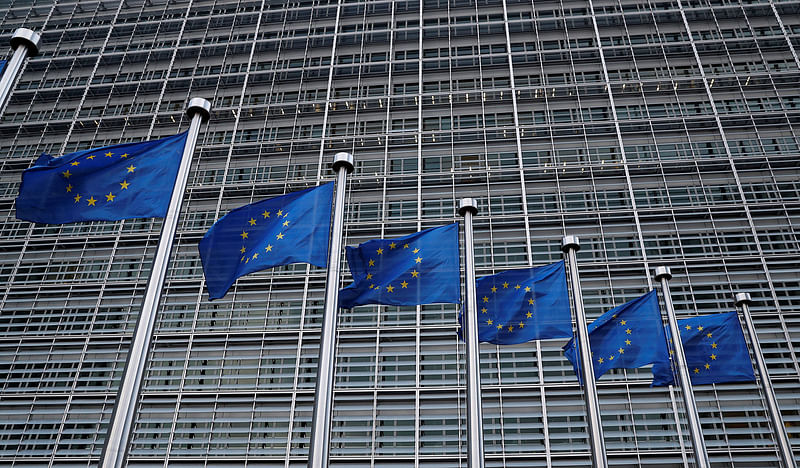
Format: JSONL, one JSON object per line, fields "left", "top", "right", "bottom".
{"left": 240, "top": 231, "right": 249, "bottom": 239}
{"left": 276, "top": 233, "right": 284, "bottom": 240}
{"left": 502, "top": 282, "right": 509, "bottom": 288}
{"left": 515, "top": 284, "right": 521, "bottom": 289}
{"left": 711, "top": 342, "right": 717, "bottom": 348}
{"left": 403, "top": 244, "right": 409, "bottom": 249}
{"left": 693, "top": 368, "right": 700, "bottom": 374}
{"left": 73, "top": 194, "right": 82, "bottom": 203}
{"left": 119, "top": 180, "right": 129, "bottom": 190}
{"left": 369, "top": 284, "right": 376, "bottom": 289}
{"left": 528, "top": 298, "right": 534, "bottom": 305}
{"left": 609, "top": 355, "right": 615, "bottom": 360}
{"left": 525, "top": 286, "right": 531, "bottom": 292}
{"left": 706, "top": 333, "right": 712, "bottom": 338}
{"left": 526, "top": 312, "right": 532, "bottom": 318}
{"left": 413, "top": 248, "right": 419, "bottom": 254}
{"left": 62, "top": 170, "right": 72, "bottom": 178}
{"left": 283, "top": 220, "right": 289, "bottom": 227}
{"left": 507, "top": 325, "right": 514, "bottom": 332}
{"left": 411, "top": 270, "right": 419, "bottom": 278}
{"left": 618, "top": 348, "right": 624, "bottom": 354}
{"left": 241, "top": 256, "right": 245, "bottom": 262}
{"left": 487, "top": 319, "right": 493, "bottom": 325}
{"left": 105, "top": 152, "right": 113, "bottom": 157}
{"left": 105, "top": 192, "right": 115, "bottom": 202}
{"left": 612, "top": 314, "right": 617, "bottom": 318}
{"left": 625, "top": 328, "right": 632, "bottom": 334}
{"left": 126, "top": 165, "right": 136, "bottom": 173}
{"left": 369, "top": 259, "right": 375, "bottom": 266}
{"left": 87, "top": 196, "right": 97, "bottom": 206}
{"left": 249, "top": 218, "right": 256, "bottom": 225}
{"left": 497, "top": 324, "right": 503, "bottom": 330}
{"left": 697, "top": 326, "right": 704, "bottom": 331}
{"left": 710, "top": 354, "right": 716, "bottom": 360}
{"left": 518, "top": 322, "right": 525, "bottom": 328}
{"left": 415, "top": 256, "right": 422, "bottom": 263}
{"left": 480, "top": 307, "right": 487, "bottom": 313}
{"left": 120, "top": 153, "right": 129, "bottom": 158}
{"left": 70, "top": 161, "right": 80, "bottom": 166}
{"left": 377, "top": 248, "right": 384, "bottom": 255}
{"left": 252, "top": 253, "right": 259, "bottom": 259}
{"left": 240, "top": 246, "right": 246, "bottom": 253}
{"left": 66, "top": 184, "right": 73, "bottom": 192}
{"left": 86, "top": 155, "right": 96, "bottom": 160}
{"left": 277, "top": 209, "right": 283, "bottom": 217}
{"left": 491, "top": 286, "right": 497, "bottom": 293}
{"left": 685, "top": 325, "right": 692, "bottom": 330}
{"left": 262, "top": 210, "right": 270, "bottom": 218}
{"left": 598, "top": 357, "right": 604, "bottom": 364}
{"left": 386, "top": 285, "right": 394, "bottom": 293}
{"left": 266, "top": 244, "right": 273, "bottom": 252}
{"left": 246, "top": 258, "right": 250, "bottom": 263}
{"left": 625, "top": 339, "right": 631, "bottom": 345}
{"left": 704, "top": 363, "right": 710, "bottom": 370}
{"left": 482, "top": 296, "right": 489, "bottom": 303}
{"left": 366, "top": 273, "right": 373, "bottom": 280}
{"left": 620, "top": 320, "right": 627, "bottom": 325}
{"left": 390, "top": 242, "right": 397, "bottom": 249}
{"left": 401, "top": 281, "right": 408, "bottom": 288}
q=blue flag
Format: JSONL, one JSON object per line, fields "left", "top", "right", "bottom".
{"left": 462, "top": 261, "right": 572, "bottom": 345}
{"left": 563, "top": 290, "right": 670, "bottom": 383}
{"left": 338, "top": 223, "right": 460, "bottom": 308}
{"left": 15, "top": 132, "right": 188, "bottom": 224}
{"left": 0, "top": 60, "right": 6, "bottom": 76}
{"left": 651, "top": 311, "right": 755, "bottom": 386}
{"left": 198, "top": 183, "right": 334, "bottom": 300}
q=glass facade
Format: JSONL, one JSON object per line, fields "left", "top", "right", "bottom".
{"left": 0, "top": 0, "right": 799, "bottom": 466}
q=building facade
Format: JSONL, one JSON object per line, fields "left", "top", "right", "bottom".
{"left": 0, "top": 0, "right": 799, "bottom": 466}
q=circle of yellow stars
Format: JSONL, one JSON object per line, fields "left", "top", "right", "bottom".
{"left": 61, "top": 151, "right": 132, "bottom": 207}
{"left": 239, "top": 209, "right": 291, "bottom": 264}
{"left": 482, "top": 280, "right": 535, "bottom": 334}
{"left": 683, "top": 324, "right": 716, "bottom": 375}
{"left": 595, "top": 314, "right": 633, "bottom": 365}
{"left": 365, "top": 241, "right": 420, "bottom": 293}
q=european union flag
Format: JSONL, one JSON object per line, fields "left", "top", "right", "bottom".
{"left": 464, "top": 261, "right": 572, "bottom": 345}
{"left": 198, "top": 183, "right": 334, "bottom": 300}
{"left": 16, "top": 132, "right": 188, "bottom": 224}
{"left": 0, "top": 60, "right": 6, "bottom": 76}
{"left": 651, "top": 311, "right": 755, "bottom": 386}
{"left": 563, "top": 290, "right": 670, "bottom": 383}
{"left": 338, "top": 223, "right": 460, "bottom": 308}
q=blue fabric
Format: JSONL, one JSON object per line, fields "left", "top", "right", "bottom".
{"left": 338, "top": 223, "right": 461, "bottom": 308}
{"left": 16, "top": 132, "right": 188, "bottom": 224}
{"left": 651, "top": 311, "right": 755, "bottom": 386}
{"left": 463, "top": 261, "right": 572, "bottom": 345}
{"left": 0, "top": 60, "right": 6, "bottom": 76}
{"left": 198, "top": 183, "right": 334, "bottom": 300}
{"left": 564, "top": 290, "right": 671, "bottom": 384}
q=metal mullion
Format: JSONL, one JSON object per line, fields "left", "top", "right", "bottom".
{"left": 674, "top": 0, "right": 800, "bottom": 379}
{"left": 314, "top": 0, "right": 344, "bottom": 179}
{"left": 585, "top": 0, "right": 653, "bottom": 290}
{"left": 767, "top": 0, "right": 800, "bottom": 70}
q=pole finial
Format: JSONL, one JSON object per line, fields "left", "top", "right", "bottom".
{"left": 10, "top": 28, "right": 41, "bottom": 56}
{"left": 458, "top": 198, "right": 478, "bottom": 217}
{"left": 561, "top": 235, "right": 579, "bottom": 253}
{"left": 654, "top": 266, "right": 672, "bottom": 281}
{"left": 186, "top": 98, "right": 211, "bottom": 122}
{"left": 734, "top": 292, "right": 752, "bottom": 306}
{"left": 332, "top": 152, "right": 354, "bottom": 173}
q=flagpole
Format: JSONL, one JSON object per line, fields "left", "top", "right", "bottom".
{"left": 735, "top": 292, "right": 797, "bottom": 468}
{"left": 308, "top": 151, "right": 354, "bottom": 468}
{"left": 0, "top": 28, "right": 41, "bottom": 116}
{"left": 100, "top": 98, "right": 211, "bottom": 468}
{"left": 561, "top": 236, "right": 608, "bottom": 468}
{"left": 458, "top": 197, "right": 485, "bottom": 468}
{"left": 654, "top": 266, "right": 710, "bottom": 468}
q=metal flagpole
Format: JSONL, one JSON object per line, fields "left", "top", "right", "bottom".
{"left": 735, "top": 292, "right": 797, "bottom": 468}
{"left": 100, "top": 98, "right": 211, "bottom": 468}
{"left": 654, "top": 266, "right": 710, "bottom": 468}
{"left": 458, "top": 198, "right": 485, "bottom": 468}
{"left": 0, "top": 28, "right": 41, "bottom": 116}
{"left": 308, "top": 152, "right": 354, "bottom": 468}
{"left": 561, "top": 236, "right": 608, "bottom": 468}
